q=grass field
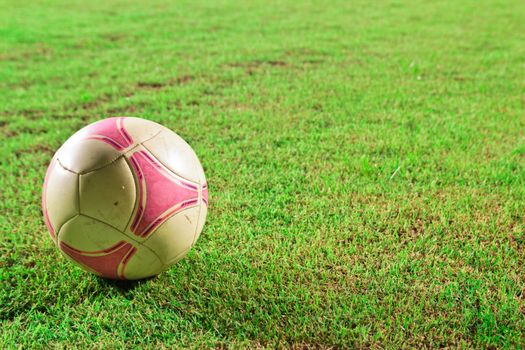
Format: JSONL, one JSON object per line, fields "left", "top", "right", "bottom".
{"left": 1, "top": 0, "right": 525, "bottom": 347}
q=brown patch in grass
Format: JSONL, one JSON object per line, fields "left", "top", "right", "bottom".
{"left": 14, "top": 109, "right": 47, "bottom": 120}
{"left": 207, "top": 26, "right": 221, "bottom": 32}
{"left": 3, "top": 129, "right": 18, "bottom": 138}
{"left": 102, "top": 33, "right": 126, "bottom": 42}
{"left": 229, "top": 60, "right": 288, "bottom": 76}
{"left": 168, "top": 75, "right": 194, "bottom": 85}
{"left": 136, "top": 75, "right": 194, "bottom": 90}
{"left": 14, "top": 144, "right": 54, "bottom": 158}
{"left": 303, "top": 58, "right": 324, "bottom": 65}
{"left": 267, "top": 60, "right": 287, "bottom": 66}
{"left": 137, "top": 81, "right": 164, "bottom": 89}
{"left": 230, "top": 60, "right": 288, "bottom": 68}
{"left": 4, "top": 125, "right": 49, "bottom": 138}
{"left": 283, "top": 48, "right": 327, "bottom": 66}
{"left": 75, "top": 95, "right": 111, "bottom": 111}
{"left": 0, "top": 44, "right": 53, "bottom": 61}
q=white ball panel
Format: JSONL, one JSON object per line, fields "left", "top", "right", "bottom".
{"left": 122, "top": 117, "right": 163, "bottom": 144}
{"left": 122, "top": 246, "right": 164, "bottom": 280}
{"left": 57, "top": 138, "right": 122, "bottom": 174}
{"left": 44, "top": 160, "right": 79, "bottom": 235}
{"left": 79, "top": 157, "right": 136, "bottom": 232}
{"left": 58, "top": 215, "right": 125, "bottom": 251}
{"left": 58, "top": 215, "right": 162, "bottom": 279}
{"left": 143, "top": 129, "right": 205, "bottom": 184}
{"left": 143, "top": 205, "right": 201, "bottom": 265}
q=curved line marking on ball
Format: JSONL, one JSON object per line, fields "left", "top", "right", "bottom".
{"left": 117, "top": 117, "right": 133, "bottom": 144}
{"left": 141, "top": 198, "right": 199, "bottom": 238}
{"left": 59, "top": 240, "right": 136, "bottom": 280}
{"left": 139, "top": 151, "right": 198, "bottom": 191}
{"left": 129, "top": 156, "right": 145, "bottom": 233}
{"left": 84, "top": 117, "right": 134, "bottom": 151}
{"left": 202, "top": 183, "right": 208, "bottom": 206}
{"left": 118, "top": 246, "right": 137, "bottom": 279}
{"left": 128, "top": 150, "right": 199, "bottom": 238}
{"left": 42, "top": 158, "right": 56, "bottom": 240}
{"left": 73, "top": 212, "right": 165, "bottom": 267}
{"left": 61, "top": 240, "right": 126, "bottom": 255}
{"left": 89, "top": 136, "right": 127, "bottom": 150}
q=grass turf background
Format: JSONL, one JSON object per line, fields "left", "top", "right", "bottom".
{"left": 1, "top": 0, "right": 524, "bottom": 347}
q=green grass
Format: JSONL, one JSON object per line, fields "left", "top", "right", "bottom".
{"left": 1, "top": 0, "right": 525, "bottom": 347}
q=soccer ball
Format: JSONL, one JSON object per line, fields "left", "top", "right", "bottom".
{"left": 42, "top": 117, "right": 208, "bottom": 280}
